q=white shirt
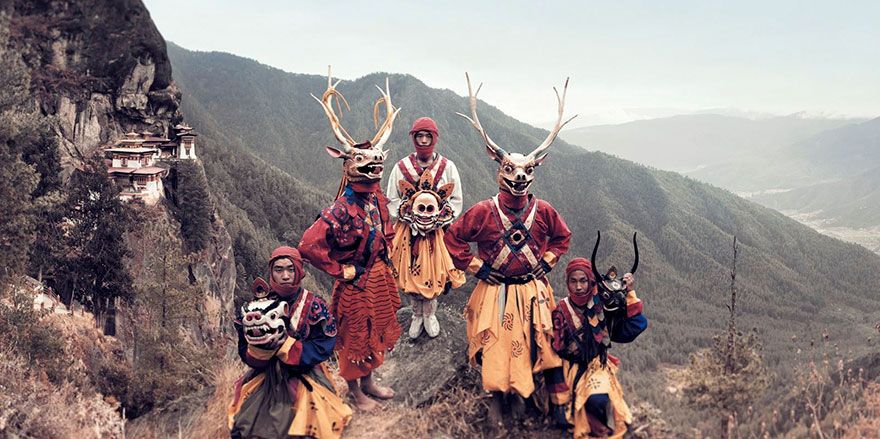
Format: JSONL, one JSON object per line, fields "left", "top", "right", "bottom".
{"left": 386, "top": 153, "right": 463, "bottom": 221}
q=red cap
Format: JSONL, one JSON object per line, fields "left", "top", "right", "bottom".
{"left": 409, "top": 117, "right": 439, "bottom": 150}
{"left": 566, "top": 257, "right": 596, "bottom": 306}
{"left": 268, "top": 246, "right": 305, "bottom": 297}
{"left": 566, "top": 257, "right": 595, "bottom": 281}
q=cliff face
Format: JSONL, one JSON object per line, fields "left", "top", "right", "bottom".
{"left": 2, "top": 0, "right": 235, "bottom": 333}
{"left": 4, "top": 0, "right": 179, "bottom": 170}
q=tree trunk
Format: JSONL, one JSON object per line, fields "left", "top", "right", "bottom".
{"left": 725, "top": 236, "right": 738, "bottom": 373}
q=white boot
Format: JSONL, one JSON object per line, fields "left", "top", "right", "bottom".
{"left": 409, "top": 295, "right": 424, "bottom": 339}
{"left": 424, "top": 298, "right": 440, "bottom": 338}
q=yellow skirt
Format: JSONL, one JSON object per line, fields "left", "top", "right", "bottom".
{"left": 561, "top": 358, "right": 632, "bottom": 439}
{"left": 390, "top": 224, "right": 465, "bottom": 299}
{"left": 464, "top": 279, "right": 562, "bottom": 398}
{"left": 228, "top": 364, "right": 353, "bottom": 438}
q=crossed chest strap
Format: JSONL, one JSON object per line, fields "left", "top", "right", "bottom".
{"left": 399, "top": 154, "right": 447, "bottom": 188}
{"left": 489, "top": 195, "right": 540, "bottom": 271}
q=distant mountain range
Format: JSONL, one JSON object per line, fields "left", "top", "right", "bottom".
{"left": 753, "top": 165, "right": 880, "bottom": 229}
{"left": 561, "top": 113, "right": 858, "bottom": 174}
{"left": 167, "top": 41, "right": 880, "bottom": 392}
{"left": 562, "top": 107, "right": 880, "bottom": 241}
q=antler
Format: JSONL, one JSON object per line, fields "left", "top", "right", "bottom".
{"left": 371, "top": 77, "right": 401, "bottom": 149}
{"left": 527, "top": 78, "right": 578, "bottom": 162}
{"left": 456, "top": 73, "right": 507, "bottom": 161}
{"left": 311, "top": 66, "right": 356, "bottom": 151}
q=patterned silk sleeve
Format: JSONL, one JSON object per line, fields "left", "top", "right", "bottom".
{"left": 609, "top": 291, "right": 648, "bottom": 343}
{"left": 551, "top": 307, "right": 579, "bottom": 361}
{"left": 275, "top": 295, "right": 337, "bottom": 368}
{"left": 299, "top": 209, "right": 347, "bottom": 279}
{"left": 377, "top": 191, "right": 396, "bottom": 244}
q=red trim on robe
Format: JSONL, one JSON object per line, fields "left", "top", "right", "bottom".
{"left": 279, "top": 341, "right": 304, "bottom": 365}
{"left": 445, "top": 197, "right": 571, "bottom": 277}
{"left": 626, "top": 300, "right": 643, "bottom": 318}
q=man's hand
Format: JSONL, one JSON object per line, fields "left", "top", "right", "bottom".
{"left": 476, "top": 263, "right": 505, "bottom": 285}
{"left": 531, "top": 260, "right": 553, "bottom": 280}
{"left": 623, "top": 273, "right": 635, "bottom": 291}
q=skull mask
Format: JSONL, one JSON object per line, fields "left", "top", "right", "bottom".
{"left": 457, "top": 73, "right": 576, "bottom": 196}
{"left": 398, "top": 169, "right": 455, "bottom": 236}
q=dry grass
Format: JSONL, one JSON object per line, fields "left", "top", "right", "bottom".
{"left": 842, "top": 381, "right": 880, "bottom": 438}
{"left": 185, "top": 357, "right": 246, "bottom": 438}
{"left": 0, "top": 347, "right": 124, "bottom": 438}
{"left": 125, "top": 354, "right": 245, "bottom": 438}
{"left": 345, "top": 374, "right": 488, "bottom": 439}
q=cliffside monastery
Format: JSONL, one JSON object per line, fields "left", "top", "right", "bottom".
{"left": 103, "top": 124, "right": 197, "bottom": 205}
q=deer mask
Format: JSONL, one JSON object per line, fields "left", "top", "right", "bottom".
{"left": 312, "top": 67, "right": 401, "bottom": 184}
{"left": 457, "top": 73, "right": 576, "bottom": 196}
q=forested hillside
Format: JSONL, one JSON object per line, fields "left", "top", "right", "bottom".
{"left": 754, "top": 165, "right": 880, "bottom": 229}
{"left": 167, "top": 42, "right": 880, "bottom": 392}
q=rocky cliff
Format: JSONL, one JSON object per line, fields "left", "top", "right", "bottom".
{"left": 2, "top": 0, "right": 236, "bottom": 334}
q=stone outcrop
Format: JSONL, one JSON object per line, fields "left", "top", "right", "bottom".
{"left": 3, "top": 0, "right": 235, "bottom": 333}
{"left": 4, "top": 0, "right": 180, "bottom": 169}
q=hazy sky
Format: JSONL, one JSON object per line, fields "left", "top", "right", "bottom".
{"left": 144, "top": 0, "right": 879, "bottom": 127}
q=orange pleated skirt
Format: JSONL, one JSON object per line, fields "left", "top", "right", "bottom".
{"left": 332, "top": 259, "right": 402, "bottom": 381}
{"left": 390, "top": 224, "right": 465, "bottom": 299}
{"left": 464, "top": 278, "right": 562, "bottom": 397}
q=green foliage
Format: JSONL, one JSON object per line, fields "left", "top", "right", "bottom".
{"left": 0, "top": 31, "right": 65, "bottom": 283}
{"left": 114, "top": 215, "right": 213, "bottom": 418}
{"left": 62, "top": 158, "right": 133, "bottom": 324}
{"left": 0, "top": 139, "right": 38, "bottom": 281}
{"left": 0, "top": 42, "right": 40, "bottom": 282}
{"left": 172, "top": 160, "right": 213, "bottom": 252}
{"left": 167, "top": 43, "right": 880, "bottom": 433}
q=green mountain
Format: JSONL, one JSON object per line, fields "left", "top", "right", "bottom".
{"left": 687, "top": 116, "right": 880, "bottom": 193}
{"left": 166, "top": 43, "right": 880, "bottom": 433}
{"left": 167, "top": 42, "right": 880, "bottom": 373}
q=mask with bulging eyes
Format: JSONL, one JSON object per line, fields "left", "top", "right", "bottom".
{"left": 398, "top": 170, "right": 455, "bottom": 236}
{"left": 590, "top": 231, "right": 639, "bottom": 313}
{"left": 240, "top": 297, "right": 289, "bottom": 346}
{"left": 312, "top": 66, "right": 400, "bottom": 183}
{"left": 456, "top": 73, "right": 576, "bottom": 196}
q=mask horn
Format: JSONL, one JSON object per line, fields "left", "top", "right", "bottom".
{"left": 630, "top": 232, "right": 639, "bottom": 275}
{"left": 591, "top": 231, "right": 608, "bottom": 292}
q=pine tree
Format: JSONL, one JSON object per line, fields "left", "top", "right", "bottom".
{"left": 0, "top": 41, "right": 38, "bottom": 282}
{"left": 63, "top": 158, "right": 133, "bottom": 333}
{"left": 174, "top": 160, "right": 212, "bottom": 252}
{"left": 682, "top": 236, "right": 770, "bottom": 437}
{"left": 0, "top": 143, "right": 37, "bottom": 282}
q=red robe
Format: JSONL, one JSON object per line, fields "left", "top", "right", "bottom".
{"left": 444, "top": 192, "right": 571, "bottom": 397}
{"left": 299, "top": 185, "right": 401, "bottom": 380}
{"left": 445, "top": 193, "right": 571, "bottom": 276}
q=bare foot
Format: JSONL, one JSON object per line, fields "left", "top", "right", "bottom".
{"left": 350, "top": 389, "right": 379, "bottom": 411}
{"left": 361, "top": 378, "right": 395, "bottom": 400}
